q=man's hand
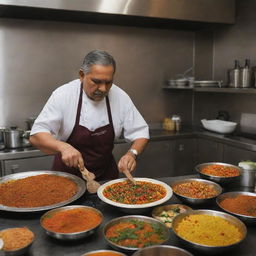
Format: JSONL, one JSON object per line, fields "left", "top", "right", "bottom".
{"left": 118, "top": 152, "right": 136, "bottom": 173}
{"left": 60, "top": 144, "right": 84, "bottom": 169}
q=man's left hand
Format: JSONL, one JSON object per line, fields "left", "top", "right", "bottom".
{"left": 118, "top": 152, "right": 136, "bottom": 173}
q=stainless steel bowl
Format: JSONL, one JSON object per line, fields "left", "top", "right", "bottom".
{"left": 216, "top": 191, "right": 256, "bottom": 225}
{"left": 195, "top": 162, "right": 242, "bottom": 184}
{"left": 81, "top": 250, "right": 127, "bottom": 256}
{"left": 1, "top": 228, "right": 35, "bottom": 256}
{"left": 172, "top": 209, "right": 247, "bottom": 255}
{"left": 170, "top": 178, "right": 222, "bottom": 205}
{"left": 131, "top": 245, "right": 193, "bottom": 256}
{"left": 40, "top": 205, "right": 103, "bottom": 240}
{"left": 103, "top": 215, "right": 170, "bottom": 253}
{"left": 151, "top": 204, "right": 192, "bottom": 228}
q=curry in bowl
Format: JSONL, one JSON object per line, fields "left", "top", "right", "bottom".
{"left": 104, "top": 215, "right": 170, "bottom": 250}
{"left": 200, "top": 164, "right": 240, "bottom": 177}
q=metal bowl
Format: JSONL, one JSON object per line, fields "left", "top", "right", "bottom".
{"left": 195, "top": 162, "right": 242, "bottom": 184}
{"left": 172, "top": 209, "right": 247, "bottom": 255}
{"left": 40, "top": 205, "right": 103, "bottom": 240}
{"left": 131, "top": 245, "right": 193, "bottom": 256}
{"left": 97, "top": 178, "right": 173, "bottom": 214}
{"left": 103, "top": 215, "right": 170, "bottom": 253}
{"left": 0, "top": 227, "right": 35, "bottom": 256}
{"left": 216, "top": 191, "right": 256, "bottom": 225}
{"left": 152, "top": 204, "right": 192, "bottom": 228}
{"left": 81, "top": 250, "right": 127, "bottom": 256}
{"left": 170, "top": 178, "right": 222, "bottom": 205}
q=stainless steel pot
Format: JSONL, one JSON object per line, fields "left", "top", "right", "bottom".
{"left": 26, "top": 116, "right": 37, "bottom": 130}
{"left": 3, "top": 127, "right": 30, "bottom": 149}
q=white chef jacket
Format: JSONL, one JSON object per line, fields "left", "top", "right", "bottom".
{"left": 30, "top": 79, "right": 149, "bottom": 142}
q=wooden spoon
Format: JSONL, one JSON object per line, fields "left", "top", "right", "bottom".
{"left": 78, "top": 165, "right": 101, "bottom": 194}
{"left": 123, "top": 169, "right": 136, "bottom": 185}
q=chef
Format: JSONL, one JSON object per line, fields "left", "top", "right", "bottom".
{"left": 29, "top": 50, "right": 149, "bottom": 180}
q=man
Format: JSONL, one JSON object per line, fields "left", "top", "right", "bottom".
{"left": 30, "top": 50, "right": 149, "bottom": 180}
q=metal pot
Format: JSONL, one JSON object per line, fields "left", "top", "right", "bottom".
{"left": 26, "top": 117, "right": 37, "bottom": 130}
{"left": 3, "top": 127, "right": 30, "bottom": 149}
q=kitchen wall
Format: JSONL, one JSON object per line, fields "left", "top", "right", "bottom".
{"left": 0, "top": 18, "right": 194, "bottom": 130}
{"left": 193, "top": 0, "right": 256, "bottom": 131}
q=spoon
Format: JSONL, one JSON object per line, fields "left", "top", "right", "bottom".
{"left": 78, "top": 165, "right": 101, "bottom": 194}
{"left": 123, "top": 169, "right": 136, "bottom": 185}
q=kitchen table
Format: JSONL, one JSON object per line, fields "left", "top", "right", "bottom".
{"left": 0, "top": 175, "right": 255, "bottom": 256}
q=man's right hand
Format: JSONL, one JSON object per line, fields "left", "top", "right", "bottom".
{"left": 60, "top": 144, "right": 84, "bottom": 169}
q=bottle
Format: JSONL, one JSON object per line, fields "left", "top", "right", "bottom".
{"left": 228, "top": 60, "right": 240, "bottom": 88}
{"left": 241, "top": 59, "right": 252, "bottom": 88}
{"left": 172, "top": 115, "right": 181, "bottom": 132}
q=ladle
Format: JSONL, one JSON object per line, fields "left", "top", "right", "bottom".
{"left": 79, "top": 165, "right": 101, "bottom": 194}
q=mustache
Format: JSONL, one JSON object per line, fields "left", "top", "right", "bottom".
{"left": 93, "top": 90, "right": 106, "bottom": 97}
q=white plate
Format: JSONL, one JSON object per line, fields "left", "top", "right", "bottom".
{"left": 201, "top": 119, "right": 237, "bottom": 134}
{"left": 97, "top": 177, "right": 172, "bottom": 209}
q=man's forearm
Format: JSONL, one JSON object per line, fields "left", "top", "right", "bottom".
{"left": 129, "top": 138, "right": 149, "bottom": 155}
{"left": 29, "top": 132, "right": 70, "bottom": 155}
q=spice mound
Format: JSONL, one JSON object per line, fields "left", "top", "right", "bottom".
{"left": 103, "top": 180, "right": 166, "bottom": 204}
{"left": 0, "top": 174, "right": 78, "bottom": 208}
{"left": 172, "top": 181, "right": 218, "bottom": 199}
{"left": 0, "top": 227, "right": 34, "bottom": 251}
{"left": 220, "top": 195, "right": 256, "bottom": 217}
{"left": 42, "top": 208, "right": 102, "bottom": 233}
{"left": 106, "top": 219, "right": 167, "bottom": 248}
{"left": 201, "top": 164, "right": 240, "bottom": 177}
{"left": 175, "top": 214, "right": 242, "bottom": 246}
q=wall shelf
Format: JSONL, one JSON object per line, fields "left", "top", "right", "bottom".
{"left": 163, "top": 86, "right": 256, "bottom": 94}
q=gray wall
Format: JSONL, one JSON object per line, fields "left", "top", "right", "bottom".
{"left": 0, "top": 18, "right": 194, "bottom": 130}
{"left": 194, "top": 0, "right": 256, "bottom": 129}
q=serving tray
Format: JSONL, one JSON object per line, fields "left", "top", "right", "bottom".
{"left": 0, "top": 170, "right": 86, "bottom": 212}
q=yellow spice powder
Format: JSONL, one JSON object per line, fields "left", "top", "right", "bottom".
{"left": 176, "top": 214, "right": 242, "bottom": 246}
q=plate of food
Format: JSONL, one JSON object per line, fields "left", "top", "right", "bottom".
{"left": 0, "top": 171, "right": 86, "bottom": 212}
{"left": 97, "top": 178, "right": 173, "bottom": 213}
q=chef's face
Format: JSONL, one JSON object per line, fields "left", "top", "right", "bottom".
{"left": 79, "top": 64, "right": 114, "bottom": 101}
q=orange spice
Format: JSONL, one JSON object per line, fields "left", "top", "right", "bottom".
{"left": 0, "top": 174, "right": 78, "bottom": 208}
{"left": 0, "top": 227, "right": 34, "bottom": 251}
{"left": 42, "top": 208, "right": 102, "bottom": 233}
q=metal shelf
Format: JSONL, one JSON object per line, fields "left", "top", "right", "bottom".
{"left": 163, "top": 86, "right": 256, "bottom": 94}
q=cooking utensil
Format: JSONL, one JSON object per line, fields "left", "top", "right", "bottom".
{"left": 123, "top": 169, "right": 136, "bottom": 185}
{"left": 79, "top": 165, "right": 100, "bottom": 194}
{"left": 193, "top": 80, "right": 222, "bottom": 87}
{"left": 0, "top": 171, "right": 86, "bottom": 212}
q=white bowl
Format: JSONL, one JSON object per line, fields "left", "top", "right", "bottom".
{"left": 201, "top": 119, "right": 237, "bottom": 134}
{"left": 97, "top": 178, "right": 173, "bottom": 214}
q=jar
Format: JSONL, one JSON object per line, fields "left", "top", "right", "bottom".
{"left": 162, "top": 117, "right": 175, "bottom": 131}
{"left": 172, "top": 115, "right": 181, "bottom": 132}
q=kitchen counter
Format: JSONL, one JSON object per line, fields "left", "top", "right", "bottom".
{"left": 0, "top": 127, "right": 256, "bottom": 161}
{"left": 0, "top": 175, "right": 255, "bottom": 256}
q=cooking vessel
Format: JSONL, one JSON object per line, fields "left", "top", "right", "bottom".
{"left": 193, "top": 80, "right": 222, "bottom": 87}
{"left": 26, "top": 116, "right": 37, "bottom": 130}
{"left": 3, "top": 127, "right": 30, "bottom": 149}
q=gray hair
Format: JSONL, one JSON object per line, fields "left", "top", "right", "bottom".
{"left": 81, "top": 50, "right": 116, "bottom": 74}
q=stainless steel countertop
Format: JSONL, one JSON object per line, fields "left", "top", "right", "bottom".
{"left": 0, "top": 127, "right": 256, "bottom": 160}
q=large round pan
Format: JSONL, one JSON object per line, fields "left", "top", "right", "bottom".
{"left": 0, "top": 170, "right": 86, "bottom": 212}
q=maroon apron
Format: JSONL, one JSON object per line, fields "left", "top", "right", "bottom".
{"left": 52, "top": 83, "right": 119, "bottom": 181}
